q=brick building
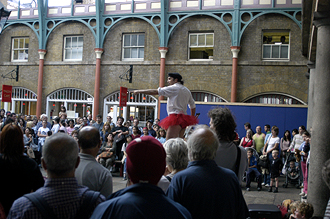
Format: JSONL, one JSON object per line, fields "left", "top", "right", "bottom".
{"left": 0, "top": 0, "right": 307, "bottom": 124}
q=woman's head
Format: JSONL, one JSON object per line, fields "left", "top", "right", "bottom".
{"left": 132, "top": 126, "right": 139, "bottom": 134}
{"left": 157, "top": 128, "right": 166, "bottom": 138}
{"left": 246, "top": 129, "right": 253, "bottom": 139}
{"left": 103, "top": 122, "right": 111, "bottom": 132}
{"left": 106, "top": 133, "right": 114, "bottom": 142}
{"left": 271, "top": 126, "right": 279, "bottom": 136}
{"left": 60, "top": 106, "right": 66, "bottom": 112}
{"left": 284, "top": 130, "right": 291, "bottom": 141}
{"left": 163, "top": 138, "right": 189, "bottom": 172}
{"left": 25, "top": 127, "right": 32, "bottom": 135}
{"left": 0, "top": 124, "right": 24, "bottom": 160}
{"left": 68, "top": 119, "right": 74, "bottom": 127}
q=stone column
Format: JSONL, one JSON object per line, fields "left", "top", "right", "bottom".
{"left": 158, "top": 47, "right": 168, "bottom": 119}
{"left": 36, "top": 49, "right": 46, "bottom": 119}
{"left": 308, "top": 14, "right": 330, "bottom": 216}
{"left": 93, "top": 48, "right": 103, "bottom": 121}
{"left": 230, "top": 46, "right": 240, "bottom": 102}
{"left": 306, "top": 62, "right": 315, "bottom": 132}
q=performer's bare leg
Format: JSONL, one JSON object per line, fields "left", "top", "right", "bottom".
{"left": 166, "top": 125, "right": 182, "bottom": 140}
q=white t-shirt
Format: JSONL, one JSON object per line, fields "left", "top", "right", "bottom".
{"left": 51, "top": 124, "right": 60, "bottom": 134}
{"left": 266, "top": 136, "right": 280, "bottom": 152}
{"left": 158, "top": 83, "right": 195, "bottom": 115}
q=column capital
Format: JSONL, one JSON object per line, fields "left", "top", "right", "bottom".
{"left": 38, "top": 49, "right": 47, "bottom": 59}
{"left": 159, "top": 47, "right": 168, "bottom": 59}
{"left": 313, "top": 12, "right": 330, "bottom": 28}
{"left": 230, "top": 46, "right": 241, "bottom": 58}
{"left": 94, "top": 48, "right": 104, "bottom": 59}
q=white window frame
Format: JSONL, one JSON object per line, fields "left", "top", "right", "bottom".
{"left": 11, "top": 37, "right": 29, "bottom": 62}
{"left": 122, "top": 33, "right": 145, "bottom": 61}
{"left": 262, "top": 31, "right": 290, "bottom": 61}
{"left": 188, "top": 32, "right": 214, "bottom": 61}
{"left": 63, "top": 36, "right": 84, "bottom": 61}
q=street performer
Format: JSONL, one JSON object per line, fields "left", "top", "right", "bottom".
{"left": 134, "top": 73, "right": 198, "bottom": 140}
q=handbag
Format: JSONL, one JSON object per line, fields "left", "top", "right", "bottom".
{"left": 27, "top": 147, "right": 35, "bottom": 159}
{"left": 99, "top": 151, "right": 113, "bottom": 158}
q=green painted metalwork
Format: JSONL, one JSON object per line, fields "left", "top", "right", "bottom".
{"left": 2, "top": 0, "right": 302, "bottom": 51}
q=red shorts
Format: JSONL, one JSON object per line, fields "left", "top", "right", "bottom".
{"left": 159, "top": 114, "right": 199, "bottom": 130}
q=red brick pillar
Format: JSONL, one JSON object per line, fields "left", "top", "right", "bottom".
{"left": 230, "top": 46, "right": 240, "bottom": 102}
{"left": 93, "top": 48, "right": 103, "bottom": 120}
{"left": 158, "top": 47, "right": 168, "bottom": 119}
{"left": 36, "top": 49, "right": 47, "bottom": 119}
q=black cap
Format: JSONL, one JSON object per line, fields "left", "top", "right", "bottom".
{"left": 168, "top": 73, "right": 182, "bottom": 81}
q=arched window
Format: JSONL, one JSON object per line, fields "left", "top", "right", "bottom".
{"left": 191, "top": 91, "right": 228, "bottom": 102}
{"left": 46, "top": 88, "right": 94, "bottom": 119}
{"left": 103, "top": 90, "right": 158, "bottom": 126}
{"left": 0, "top": 87, "right": 37, "bottom": 115}
{"left": 243, "top": 93, "right": 306, "bottom": 105}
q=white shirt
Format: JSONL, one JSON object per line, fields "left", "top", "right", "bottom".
{"left": 158, "top": 83, "right": 195, "bottom": 115}
{"left": 266, "top": 136, "right": 280, "bottom": 152}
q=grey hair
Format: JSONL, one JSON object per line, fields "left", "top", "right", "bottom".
{"left": 43, "top": 133, "right": 79, "bottom": 175}
{"left": 187, "top": 125, "right": 219, "bottom": 161}
{"left": 163, "top": 138, "right": 189, "bottom": 171}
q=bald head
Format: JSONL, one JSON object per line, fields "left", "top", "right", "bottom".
{"left": 187, "top": 126, "right": 219, "bottom": 161}
{"left": 78, "top": 126, "right": 101, "bottom": 149}
{"left": 43, "top": 133, "right": 79, "bottom": 176}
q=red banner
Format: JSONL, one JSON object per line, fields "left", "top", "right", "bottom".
{"left": 119, "top": 87, "right": 128, "bottom": 107}
{"left": 2, "top": 85, "right": 12, "bottom": 102}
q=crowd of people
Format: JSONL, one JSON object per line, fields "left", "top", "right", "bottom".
{"left": 0, "top": 72, "right": 323, "bottom": 219}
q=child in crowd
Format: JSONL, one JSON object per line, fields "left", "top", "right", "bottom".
{"left": 288, "top": 160, "right": 299, "bottom": 178}
{"left": 141, "top": 127, "right": 150, "bottom": 137}
{"left": 269, "top": 150, "right": 282, "bottom": 193}
{"left": 289, "top": 202, "right": 314, "bottom": 219}
{"left": 156, "top": 128, "right": 166, "bottom": 144}
{"left": 121, "top": 135, "right": 132, "bottom": 180}
{"left": 246, "top": 148, "right": 262, "bottom": 191}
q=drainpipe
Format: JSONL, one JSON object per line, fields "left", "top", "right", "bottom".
{"left": 158, "top": 47, "right": 168, "bottom": 119}
{"left": 230, "top": 46, "right": 240, "bottom": 102}
{"left": 36, "top": 49, "right": 47, "bottom": 119}
{"left": 93, "top": 48, "right": 103, "bottom": 120}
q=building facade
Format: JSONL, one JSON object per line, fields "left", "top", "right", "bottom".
{"left": 0, "top": 0, "right": 308, "bottom": 123}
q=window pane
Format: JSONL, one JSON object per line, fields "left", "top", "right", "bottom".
{"left": 72, "top": 37, "right": 78, "bottom": 47}
{"left": 138, "top": 48, "right": 144, "bottom": 58}
{"left": 72, "top": 49, "right": 78, "bottom": 59}
{"left": 138, "top": 35, "right": 144, "bottom": 46}
{"left": 65, "top": 37, "right": 72, "bottom": 48}
{"left": 198, "top": 34, "right": 205, "bottom": 46}
{"left": 65, "top": 49, "right": 72, "bottom": 59}
{"left": 190, "top": 35, "right": 197, "bottom": 46}
{"left": 77, "top": 48, "right": 83, "bottom": 59}
{"left": 18, "top": 51, "right": 25, "bottom": 60}
{"left": 14, "top": 50, "right": 18, "bottom": 59}
{"left": 14, "top": 39, "right": 18, "bottom": 49}
{"left": 263, "top": 45, "right": 271, "bottom": 58}
{"left": 131, "top": 35, "right": 137, "bottom": 46}
{"left": 131, "top": 48, "right": 138, "bottom": 58}
{"left": 206, "top": 34, "right": 213, "bottom": 46}
{"left": 25, "top": 38, "right": 29, "bottom": 48}
{"left": 124, "top": 35, "right": 130, "bottom": 47}
{"left": 124, "top": 48, "right": 130, "bottom": 58}
{"left": 280, "top": 45, "right": 288, "bottom": 58}
{"left": 19, "top": 39, "right": 24, "bottom": 48}
{"left": 272, "top": 45, "right": 280, "bottom": 58}
{"left": 77, "top": 37, "right": 83, "bottom": 47}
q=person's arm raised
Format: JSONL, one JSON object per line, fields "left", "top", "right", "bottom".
{"left": 133, "top": 89, "right": 159, "bottom": 96}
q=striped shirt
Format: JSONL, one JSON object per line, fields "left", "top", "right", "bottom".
{"left": 8, "top": 178, "right": 105, "bottom": 219}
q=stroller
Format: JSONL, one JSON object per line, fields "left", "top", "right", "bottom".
{"left": 282, "top": 151, "right": 301, "bottom": 188}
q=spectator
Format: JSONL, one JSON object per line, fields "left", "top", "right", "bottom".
{"left": 268, "top": 150, "right": 282, "bottom": 193}
{"left": 264, "top": 124, "right": 271, "bottom": 144}
{"left": 239, "top": 129, "right": 255, "bottom": 148}
{"left": 66, "top": 119, "right": 75, "bottom": 135}
{"left": 146, "top": 120, "right": 156, "bottom": 137}
{"left": 246, "top": 148, "right": 262, "bottom": 191}
{"left": 101, "top": 122, "right": 111, "bottom": 143}
{"left": 166, "top": 126, "right": 249, "bottom": 219}
{"left": 111, "top": 116, "right": 128, "bottom": 161}
{"left": 288, "top": 126, "right": 306, "bottom": 152}
{"left": 90, "top": 136, "right": 192, "bottom": 219}
{"left": 133, "top": 118, "right": 143, "bottom": 134}
{"left": 298, "top": 131, "right": 311, "bottom": 199}
{"left": 51, "top": 116, "right": 60, "bottom": 134}
{"left": 0, "top": 124, "right": 44, "bottom": 217}
{"left": 280, "top": 130, "right": 291, "bottom": 164}
{"left": 75, "top": 127, "right": 113, "bottom": 198}
{"left": 289, "top": 202, "right": 314, "bottom": 219}
{"left": 131, "top": 126, "right": 141, "bottom": 140}
{"left": 244, "top": 122, "right": 255, "bottom": 135}
{"left": 156, "top": 128, "right": 166, "bottom": 144}
{"left": 92, "top": 114, "right": 104, "bottom": 134}
{"left": 97, "top": 133, "right": 116, "bottom": 172}
{"left": 253, "top": 126, "right": 265, "bottom": 155}
{"left": 141, "top": 127, "right": 151, "bottom": 137}
{"left": 37, "top": 120, "right": 50, "bottom": 155}
{"left": 8, "top": 133, "right": 105, "bottom": 218}
{"left": 35, "top": 114, "right": 52, "bottom": 131}
{"left": 208, "top": 107, "right": 248, "bottom": 183}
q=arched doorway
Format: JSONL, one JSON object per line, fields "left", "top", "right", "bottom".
{"left": 46, "top": 88, "right": 94, "bottom": 119}
{"left": 0, "top": 87, "right": 37, "bottom": 115}
{"left": 243, "top": 92, "right": 306, "bottom": 105}
{"left": 103, "top": 90, "right": 158, "bottom": 126}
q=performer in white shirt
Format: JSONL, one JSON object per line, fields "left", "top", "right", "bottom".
{"left": 134, "top": 73, "right": 198, "bottom": 140}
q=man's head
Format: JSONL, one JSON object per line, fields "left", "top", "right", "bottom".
{"left": 208, "top": 107, "right": 237, "bottom": 141}
{"left": 264, "top": 124, "right": 270, "bottom": 132}
{"left": 42, "top": 133, "right": 79, "bottom": 177}
{"left": 40, "top": 114, "right": 47, "bottom": 121}
{"left": 133, "top": 118, "right": 139, "bottom": 126}
{"left": 187, "top": 126, "right": 219, "bottom": 161}
{"left": 244, "top": 122, "right": 251, "bottom": 130}
{"left": 78, "top": 126, "right": 101, "bottom": 151}
{"left": 126, "top": 136, "right": 166, "bottom": 185}
{"left": 168, "top": 73, "right": 183, "bottom": 85}
{"left": 146, "top": 121, "right": 152, "bottom": 129}
{"left": 117, "top": 116, "right": 124, "bottom": 126}
{"left": 107, "top": 116, "right": 112, "bottom": 123}
{"left": 96, "top": 114, "right": 102, "bottom": 124}
{"left": 256, "top": 126, "right": 261, "bottom": 134}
